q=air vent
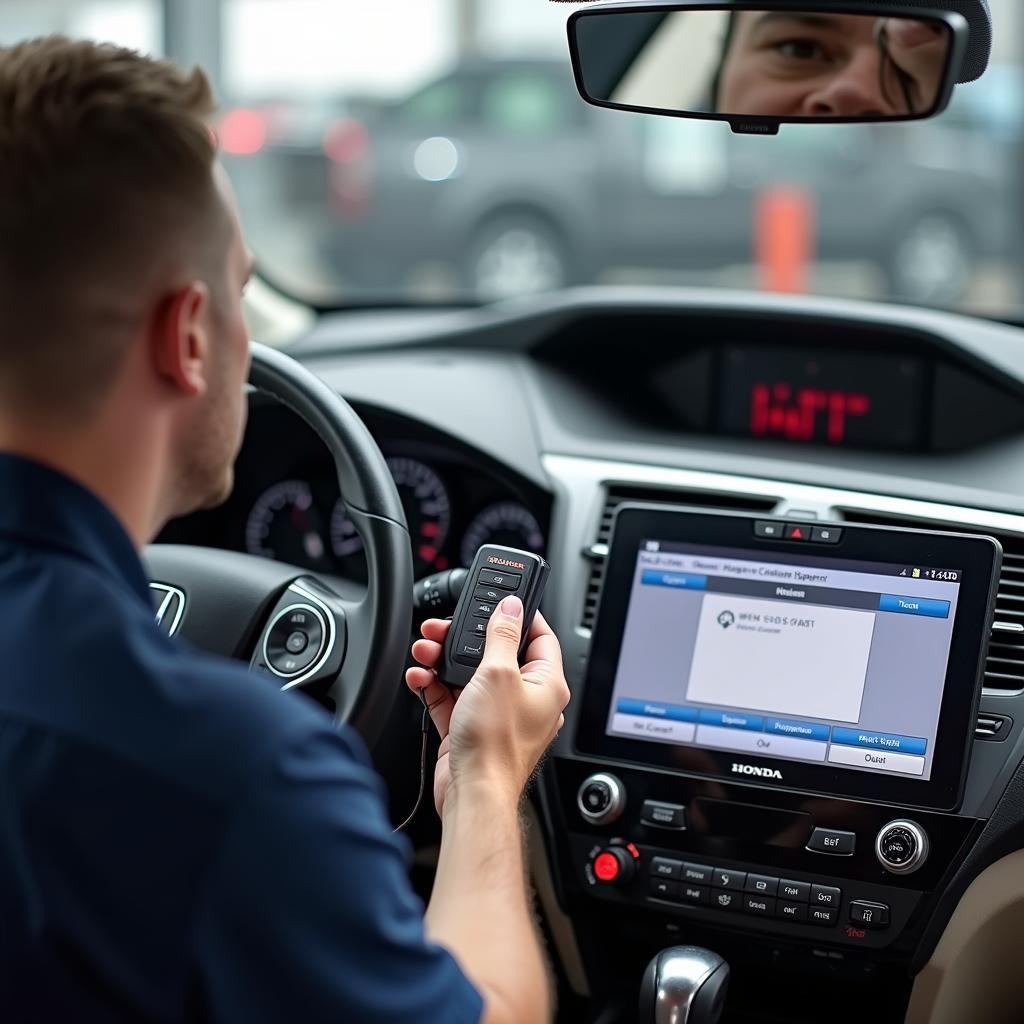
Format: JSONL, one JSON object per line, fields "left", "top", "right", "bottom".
{"left": 839, "top": 509, "right": 1024, "bottom": 694}
{"left": 580, "top": 486, "right": 777, "bottom": 632}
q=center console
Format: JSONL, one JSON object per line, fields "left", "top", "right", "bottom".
{"left": 542, "top": 506, "right": 1002, "bottom": 1020}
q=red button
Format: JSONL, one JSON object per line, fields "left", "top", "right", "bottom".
{"left": 594, "top": 852, "right": 620, "bottom": 882}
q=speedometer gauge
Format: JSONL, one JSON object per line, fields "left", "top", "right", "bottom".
{"left": 331, "top": 456, "right": 452, "bottom": 576}
{"left": 461, "top": 503, "right": 545, "bottom": 567}
{"left": 245, "top": 479, "right": 332, "bottom": 571}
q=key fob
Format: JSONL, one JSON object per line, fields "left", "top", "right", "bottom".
{"left": 439, "top": 545, "right": 550, "bottom": 688}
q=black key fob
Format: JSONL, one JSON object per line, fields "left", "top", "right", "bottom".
{"left": 439, "top": 545, "right": 550, "bottom": 688}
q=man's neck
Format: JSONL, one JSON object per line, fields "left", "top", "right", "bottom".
{"left": 0, "top": 418, "right": 166, "bottom": 550}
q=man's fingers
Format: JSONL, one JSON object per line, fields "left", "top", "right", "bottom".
{"left": 419, "top": 618, "right": 452, "bottom": 644}
{"left": 478, "top": 594, "right": 524, "bottom": 670}
{"left": 521, "top": 628, "right": 562, "bottom": 679}
{"left": 411, "top": 638, "right": 444, "bottom": 669}
{"left": 404, "top": 667, "right": 456, "bottom": 740}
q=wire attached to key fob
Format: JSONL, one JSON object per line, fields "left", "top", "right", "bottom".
{"left": 439, "top": 544, "right": 550, "bottom": 688}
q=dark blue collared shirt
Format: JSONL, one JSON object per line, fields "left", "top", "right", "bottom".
{"left": 0, "top": 453, "right": 482, "bottom": 1024}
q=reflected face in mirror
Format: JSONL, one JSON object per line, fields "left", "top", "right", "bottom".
{"left": 714, "top": 12, "right": 948, "bottom": 117}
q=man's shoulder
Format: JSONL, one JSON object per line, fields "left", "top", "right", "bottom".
{"left": 0, "top": 544, "right": 367, "bottom": 804}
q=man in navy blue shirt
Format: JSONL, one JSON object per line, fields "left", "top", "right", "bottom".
{"left": 0, "top": 36, "right": 570, "bottom": 1023}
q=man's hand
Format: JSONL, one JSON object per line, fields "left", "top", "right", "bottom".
{"left": 406, "top": 596, "right": 570, "bottom": 816}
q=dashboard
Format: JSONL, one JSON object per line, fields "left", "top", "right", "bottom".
{"left": 158, "top": 400, "right": 551, "bottom": 582}
{"left": 161, "top": 286, "right": 1024, "bottom": 1023}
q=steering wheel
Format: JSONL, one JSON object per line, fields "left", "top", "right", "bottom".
{"left": 144, "top": 343, "right": 414, "bottom": 746}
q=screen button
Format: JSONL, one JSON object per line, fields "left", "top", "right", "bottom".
{"left": 809, "top": 906, "right": 838, "bottom": 926}
{"left": 617, "top": 699, "right": 699, "bottom": 723}
{"left": 764, "top": 718, "right": 831, "bottom": 743}
{"left": 713, "top": 868, "right": 747, "bottom": 890}
{"left": 640, "top": 570, "right": 708, "bottom": 591}
{"left": 779, "top": 879, "right": 811, "bottom": 902}
{"left": 713, "top": 890, "right": 740, "bottom": 911}
{"left": 745, "top": 874, "right": 779, "bottom": 896}
{"left": 777, "top": 901, "right": 808, "bottom": 922}
{"left": 641, "top": 800, "right": 687, "bottom": 830}
{"left": 810, "top": 885, "right": 842, "bottom": 909}
{"left": 811, "top": 525, "right": 843, "bottom": 544}
{"left": 697, "top": 709, "right": 764, "bottom": 732}
{"left": 650, "top": 857, "right": 683, "bottom": 879}
{"left": 806, "top": 828, "right": 857, "bottom": 856}
{"left": 649, "top": 878, "right": 678, "bottom": 899}
{"left": 877, "top": 594, "right": 951, "bottom": 619}
{"left": 743, "top": 895, "right": 777, "bottom": 917}
{"left": 681, "top": 863, "right": 713, "bottom": 885}
{"left": 754, "top": 521, "right": 785, "bottom": 539}
{"left": 850, "top": 900, "right": 890, "bottom": 929}
{"left": 830, "top": 728, "right": 927, "bottom": 757}
{"left": 828, "top": 744, "right": 926, "bottom": 776}
{"left": 680, "top": 884, "right": 709, "bottom": 905}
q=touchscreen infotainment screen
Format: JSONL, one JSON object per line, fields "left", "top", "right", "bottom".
{"left": 606, "top": 542, "right": 964, "bottom": 782}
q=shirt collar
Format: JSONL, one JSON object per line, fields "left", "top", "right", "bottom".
{"left": 0, "top": 452, "right": 152, "bottom": 606}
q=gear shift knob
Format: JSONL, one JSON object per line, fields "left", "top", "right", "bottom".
{"left": 638, "top": 946, "right": 729, "bottom": 1024}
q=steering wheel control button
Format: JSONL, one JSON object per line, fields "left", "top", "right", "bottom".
{"left": 754, "top": 520, "right": 784, "bottom": 539}
{"left": 285, "top": 631, "right": 308, "bottom": 654}
{"left": 809, "top": 906, "right": 838, "bottom": 926}
{"left": 640, "top": 800, "right": 687, "bottom": 830}
{"left": 264, "top": 604, "right": 326, "bottom": 678}
{"left": 743, "top": 895, "right": 776, "bottom": 917}
{"left": 777, "top": 902, "right": 809, "bottom": 923}
{"left": 476, "top": 568, "right": 521, "bottom": 590}
{"left": 876, "top": 820, "right": 929, "bottom": 874}
{"left": 650, "top": 857, "right": 683, "bottom": 880}
{"left": 713, "top": 868, "right": 746, "bottom": 891}
{"left": 577, "top": 773, "right": 626, "bottom": 826}
{"left": 745, "top": 874, "right": 779, "bottom": 897}
{"left": 681, "top": 863, "right": 713, "bottom": 886}
{"left": 779, "top": 879, "right": 811, "bottom": 902}
{"left": 810, "top": 885, "right": 842, "bottom": 909}
{"left": 850, "top": 901, "right": 890, "bottom": 929}
{"left": 807, "top": 827, "right": 857, "bottom": 856}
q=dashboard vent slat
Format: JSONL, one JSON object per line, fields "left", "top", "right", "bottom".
{"left": 839, "top": 508, "right": 1024, "bottom": 694}
{"left": 580, "top": 486, "right": 776, "bottom": 632}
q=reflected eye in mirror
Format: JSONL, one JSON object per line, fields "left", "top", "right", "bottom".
{"left": 568, "top": 3, "right": 966, "bottom": 133}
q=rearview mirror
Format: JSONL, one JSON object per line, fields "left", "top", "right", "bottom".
{"left": 568, "top": 2, "right": 968, "bottom": 134}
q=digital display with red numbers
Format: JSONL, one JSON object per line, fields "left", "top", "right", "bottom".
{"left": 718, "top": 347, "right": 926, "bottom": 450}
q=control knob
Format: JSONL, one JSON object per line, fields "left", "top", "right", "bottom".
{"left": 577, "top": 772, "right": 625, "bottom": 825}
{"left": 591, "top": 845, "right": 637, "bottom": 887}
{"left": 875, "top": 819, "right": 929, "bottom": 875}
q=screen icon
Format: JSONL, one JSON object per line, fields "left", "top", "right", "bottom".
{"left": 912, "top": 568, "right": 921, "bottom": 579}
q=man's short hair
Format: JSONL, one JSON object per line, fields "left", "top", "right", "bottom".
{"left": 0, "top": 36, "right": 219, "bottom": 420}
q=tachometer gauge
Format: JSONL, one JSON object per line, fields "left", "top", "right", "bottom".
{"left": 245, "top": 480, "right": 332, "bottom": 571}
{"left": 461, "top": 502, "right": 545, "bottom": 567}
{"left": 331, "top": 456, "right": 452, "bottom": 575}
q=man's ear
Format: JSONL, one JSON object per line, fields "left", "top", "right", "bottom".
{"left": 152, "top": 282, "right": 211, "bottom": 397}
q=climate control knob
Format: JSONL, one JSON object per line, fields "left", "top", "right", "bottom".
{"left": 876, "top": 820, "right": 929, "bottom": 875}
{"left": 577, "top": 772, "right": 625, "bottom": 826}
{"left": 591, "top": 846, "right": 636, "bottom": 886}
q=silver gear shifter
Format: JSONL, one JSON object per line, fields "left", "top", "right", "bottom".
{"left": 639, "top": 946, "right": 729, "bottom": 1024}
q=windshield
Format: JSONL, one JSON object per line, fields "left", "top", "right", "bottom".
{"left": 4, "top": 0, "right": 1023, "bottom": 316}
